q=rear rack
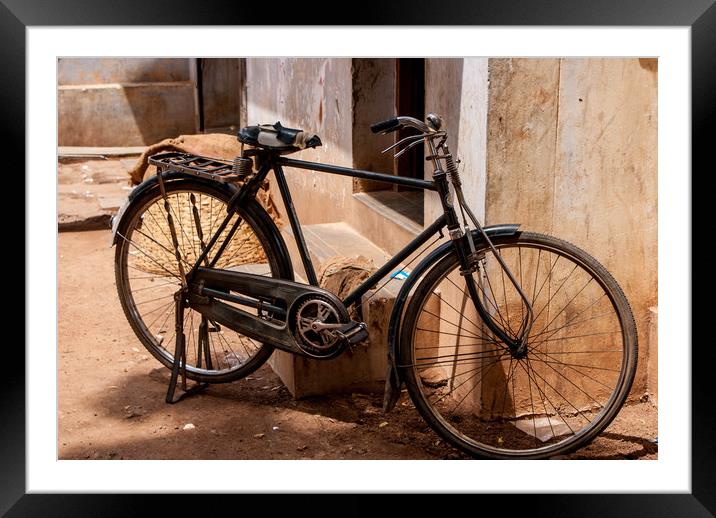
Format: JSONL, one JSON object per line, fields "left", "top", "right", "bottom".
{"left": 148, "top": 151, "right": 250, "bottom": 183}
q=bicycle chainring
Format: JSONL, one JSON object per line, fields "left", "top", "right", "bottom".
{"left": 293, "top": 296, "right": 347, "bottom": 358}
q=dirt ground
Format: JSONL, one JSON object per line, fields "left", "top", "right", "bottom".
{"left": 58, "top": 229, "right": 658, "bottom": 460}
{"left": 57, "top": 156, "right": 135, "bottom": 231}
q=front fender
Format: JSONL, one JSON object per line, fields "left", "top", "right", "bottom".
{"left": 382, "top": 224, "right": 521, "bottom": 412}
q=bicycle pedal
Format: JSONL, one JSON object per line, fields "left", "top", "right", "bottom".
{"left": 335, "top": 322, "right": 369, "bottom": 346}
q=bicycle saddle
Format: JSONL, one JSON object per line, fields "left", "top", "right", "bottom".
{"left": 237, "top": 122, "right": 322, "bottom": 152}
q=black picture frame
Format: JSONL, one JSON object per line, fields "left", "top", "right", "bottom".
{"left": 5, "top": 0, "right": 712, "bottom": 515}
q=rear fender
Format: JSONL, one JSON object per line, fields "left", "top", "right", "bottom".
{"left": 110, "top": 172, "right": 244, "bottom": 246}
{"left": 110, "top": 171, "right": 294, "bottom": 283}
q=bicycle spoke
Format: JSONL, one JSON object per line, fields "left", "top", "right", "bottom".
{"left": 415, "top": 327, "right": 496, "bottom": 344}
{"left": 531, "top": 248, "right": 542, "bottom": 307}
{"left": 214, "top": 329, "right": 241, "bottom": 370}
{"left": 528, "top": 292, "right": 608, "bottom": 347}
{"left": 527, "top": 308, "right": 614, "bottom": 343}
{"left": 524, "top": 353, "right": 539, "bottom": 447}
{"left": 445, "top": 351, "right": 509, "bottom": 415}
{"left": 497, "top": 250, "right": 514, "bottom": 336}
{"left": 531, "top": 254, "right": 560, "bottom": 311}
{"left": 527, "top": 353, "right": 608, "bottom": 409}
{"left": 531, "top": 274, "right": 593, "bottom": 338}
{"left": 525, "top": 356, "right": 558, "bottom": 441}
{"left": 428, "top": 351, "right": 509, "bottom": 407}
{"left": 134, "top": 293, "right": 175, "bottom": 307}
{"left": 144, "top": 206, "right": 176, "bottom": 253}
{"left": 415, "top": 341, "right": 506, "bottom": 352}
{"left": 518, "top": 358, "right": 577, "bottom": 437}
{"left": 529, "top": 329, "right": 621, "bottom": 353}
{"left": 519, "top": 360, "right": 593, "bottom": 424}
{"left": 413, "top": 350, "right": 507, "bottom": 369}
{"left": 445, "top": 274, "right": 512, "bottom": 334}
{"left": 479, "top": 264, "right": 513, "bottom": 335}
{"left": 118, "top": 231, "right": 180, "bottom": 279}
{"left": 130, "top": 279, "right": 181, "bottom": 293}
{"left": 435, "top": 283, "right": 492, "bottom": 339}
{"left": 139, "top": 298, "right": 174, "bottom": 322}
{"left": 528, "top": 354, "right": 621, "bottom": 373}
{"left": 415, "top": 330, "right": 503, "bottom": 350}
{"left": 499, "top": 357, "right": 516, "bottom": 416}
{"left": 531, "top": 348, "right": 618, "bottom": 392}
{"left": 418, "top": 308, "right": 484, "bottom": 339}
{"left": 171, "top": 193, "right": 195, "bottom": 263}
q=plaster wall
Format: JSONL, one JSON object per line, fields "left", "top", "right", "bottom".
{"left": 485, "top": 58, "right": 658, "bottom": 397}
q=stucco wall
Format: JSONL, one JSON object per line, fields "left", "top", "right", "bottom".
{"left": 424, "top": 58, "right": 489, "bottom": 226}
{"left": 485, "top": 58, "right": 658, "bottom": 395}
{"left": 246, "top": 58, "right": 354, "bottom": 225}
{"left": 58, "top": 58, "right": 197, "bottom": 147}
{"left": 245, "top": 57, "right": 657, "bottom": 400}
{"left": 351, "top": 58, "right": 396, "bottom": 192}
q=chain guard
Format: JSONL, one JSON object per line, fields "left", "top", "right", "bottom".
{"left": 187, "top": 267, "right": 353, "bottom": 359}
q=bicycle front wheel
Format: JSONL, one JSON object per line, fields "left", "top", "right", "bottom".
{"left": 399, "top": 232, "right": 638, "bottom": 458}
{"left": 114, "top": 177, "right": 292, "bottom": 383}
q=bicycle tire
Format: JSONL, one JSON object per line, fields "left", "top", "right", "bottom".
{"left": 114, "top": 177, "right": 292, "bottom": 384}
{"left": 399, "top": 231, "right": 638, "bottom": 459}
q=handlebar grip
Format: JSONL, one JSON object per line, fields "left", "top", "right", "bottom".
{"left": 370, "top": 117, "right": 401, "bottom": 134}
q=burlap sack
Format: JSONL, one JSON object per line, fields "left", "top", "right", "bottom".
{"left": 318, "top": 256, "right": 377, "bottom": 300}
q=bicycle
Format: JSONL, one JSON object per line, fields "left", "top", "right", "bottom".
{"left": 111, "top": 113, "right": 638, "bottom": 459}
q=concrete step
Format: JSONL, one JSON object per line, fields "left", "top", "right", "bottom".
{"left": 59, "top": 146, "right": 146, "bottom": 158}
{"left": 351, "top": 191, "right": 422, "bottom": 256}
{"left": 281, "top": 221, "right": 391, "bottom": 282}
{"left": 271, "top": 221, "right": 413, "bottom": 398}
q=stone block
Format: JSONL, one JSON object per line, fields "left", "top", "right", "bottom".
{"left": 514, "top": 416, "right": 572, "bottom": 442}
{"left": 268, "top": 279, "right": 403, "bottom": 399}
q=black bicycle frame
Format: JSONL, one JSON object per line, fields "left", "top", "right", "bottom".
{"left": 187, "top": 149, "right": 469, "bottom": 311}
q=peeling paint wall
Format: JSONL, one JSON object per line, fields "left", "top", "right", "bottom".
{"left": 485, "top": 58, "right": 658, "bottom": 395}
{"left": 351, "top": 58, "right": 396, "bottom": 192}
{"left": 246, "top": 58, "right": 354, "bottom": 225}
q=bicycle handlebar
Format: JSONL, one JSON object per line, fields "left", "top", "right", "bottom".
{"left": 371, "top": 116, "right": 431, "bottom": 135}
{"left": 370, "top": 117, "right": 401, "bottom": 134}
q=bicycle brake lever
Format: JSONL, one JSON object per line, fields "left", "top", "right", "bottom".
{"left": 381, "top": 134, "right": 424, "bottom": 155}
{"left": 393, "top": 137, "right": 427, "bottom": 159}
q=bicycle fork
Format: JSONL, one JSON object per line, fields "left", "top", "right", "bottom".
{"left": 433, "top": 142, "right": 535, "bottom": 356}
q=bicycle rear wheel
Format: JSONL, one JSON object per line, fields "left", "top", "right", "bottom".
{"left": 399, "top": 232, "right": 637, "bottom": 458}
{"left": 114, "top": 177, "right": 292, "bottom": 383}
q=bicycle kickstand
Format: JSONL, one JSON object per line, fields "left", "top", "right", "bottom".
{"left": 165, "top": 291, "right": 209, "bottom": 404}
